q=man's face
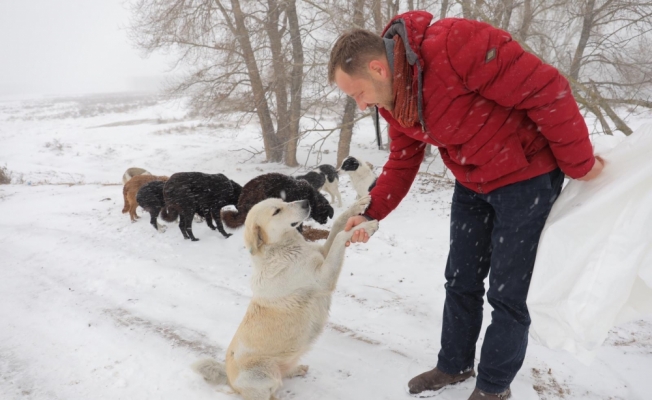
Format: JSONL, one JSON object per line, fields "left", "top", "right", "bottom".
{"left": 334, "top": 66, "right": 393, "bottom": 111}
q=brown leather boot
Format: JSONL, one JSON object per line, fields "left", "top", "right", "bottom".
{"left": 467, "top": 387, "right": 511, "bottom": 399}
{"left": 407, "top": 367, "right": 476, "bottom": 395}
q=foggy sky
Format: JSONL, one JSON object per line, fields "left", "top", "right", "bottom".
{"left": 0, "top": 1, "right": 174, "bottom": 97}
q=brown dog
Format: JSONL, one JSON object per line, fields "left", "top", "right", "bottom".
{"left": 122, "top": 174, "right": 169, "bottom": 222}
{"left": 221, "top": 173, "right": 333, "bottom": 229}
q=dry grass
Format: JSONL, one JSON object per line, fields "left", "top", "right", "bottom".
{"left": 302, "top": 225, "right": 330, "bottom": 241}
{"left": 531, "top": 367, "right": 570, "bottom": 399}
{"left": 0, "top": 165, "right": 12, "bottom": 184}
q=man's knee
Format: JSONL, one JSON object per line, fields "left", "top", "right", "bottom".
{"left": 486, "top": 292, "right": 531, "bottom": 327}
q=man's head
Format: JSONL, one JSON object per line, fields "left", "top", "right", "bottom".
{"left": 328, "top": 29, "right": 394, "bottom": 111}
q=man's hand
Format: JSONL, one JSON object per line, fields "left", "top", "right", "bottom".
{"left": 344, "top": 215, "right": 372, "bottom": 247}
{"left": 577, "top": 156, "right": 604, "bottom": 181}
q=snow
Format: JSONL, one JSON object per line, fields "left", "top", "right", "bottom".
{"left": 1, "top": 94, "right": 652, "bottom": 399}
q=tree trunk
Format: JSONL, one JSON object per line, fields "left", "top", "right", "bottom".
{"left": 230, "top": 0, "right": 281, "bottom": 161}
{"left": 440, "top": 0, "right": 449, "bottom": 19}
{"left": 569, "top": 0, "right": 595, "bottom": 81}
{"left": 337, "top": 0, "right": 366, "bottom": 164}
{"left": 265, "top": 0, "right": 290, "bottom": 162}
{"left": 285, "top": 0, "right": 303, "bottom": 165}
{"left": 461, "top": 0, "right": 473, "bottom": 19}
{"left": 372, "top": 0, "right": 384, "bottom": 33}
{"left": 589, "top": 82, "right": 633, "bottom": 136}
{"left": 337, "top": 98, "right": 357, "bottom": 167}
{"left": 501, "top": 0, "right": 514, "bottom": 29}
{"left": 515, "top": 0, "right": 532, "bottom": 41}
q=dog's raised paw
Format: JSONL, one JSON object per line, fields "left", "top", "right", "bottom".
{"left": 358, "top": 220, "right": 379, "bottom": 237}
{"left": 350, "top": 195, "right": 371, "bottom": 215}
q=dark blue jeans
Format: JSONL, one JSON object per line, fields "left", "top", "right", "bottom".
{"left": 436, "top": 169, "right": 564, "bottom": 394}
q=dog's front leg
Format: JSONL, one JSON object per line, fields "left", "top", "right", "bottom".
{"left": 320, "top": 195, "right": 371, "bottom": 257}
{"left": 318, "top": 220, "right": 378, "bottom": 291}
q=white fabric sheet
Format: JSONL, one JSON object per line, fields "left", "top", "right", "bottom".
{"left": 528, "top": 124, "right": 652, "bottom": 364}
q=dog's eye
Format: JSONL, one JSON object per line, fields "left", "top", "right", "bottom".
{"left": 273, "top": 208, "right": 281, "bottom": 216}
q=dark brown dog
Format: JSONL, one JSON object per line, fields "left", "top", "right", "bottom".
{"left": 122, "top": 174, "right": 169, "bottom": 222}
{"left": 221, "top": 173, "right": 334, "bottom": 229}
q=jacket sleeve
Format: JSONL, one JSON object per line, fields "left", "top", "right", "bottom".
{"left": 365, "top": 124, "right": 426, "bottom": 221}
{"left": 446, "top": 19, "right": 595, "bottom": 178}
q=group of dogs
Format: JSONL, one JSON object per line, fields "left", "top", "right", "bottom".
{"left": 121, "top": 156, "right": 377, "bottom": 242}
{"left": 120, "top": 156, "right": 381, "bottom": 400}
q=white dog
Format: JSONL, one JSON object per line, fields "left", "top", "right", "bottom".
{"left": 339, "top": 156, "right": 377, "bottom": 199}
{"left": 121, "top": 167, "right": 151, "bottom": 184}
{"left": 193, "top": 196, "right": 378, "bottom": 400}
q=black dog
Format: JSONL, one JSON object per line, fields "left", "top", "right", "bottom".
{"left": 222, "top": 172, "right": 334, "bottom": 229}
{"left": 136, "top": 180, "right": 167, "bottom": 232}
{"left": 296, "top": 164, "right": 343, "bottom": 207}
{"left": 316, "top": 164, "right": 338, "bottom": 184}
{"left": 295, "top": 171, "right": 326, "bottom": 190}
{"left": 161, "top": 172, "right": 242, "bottom": 241}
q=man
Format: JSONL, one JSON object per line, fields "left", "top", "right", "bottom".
{"left": 328, "top": 11, "right": 603, "bottom": 400}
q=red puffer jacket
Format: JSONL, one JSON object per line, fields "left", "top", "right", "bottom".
{"left": 365, "top": 11, "right": 595, "bottom": 221}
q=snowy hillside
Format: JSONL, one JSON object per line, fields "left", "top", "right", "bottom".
{"left": 1, "top": 93, "right": 651, "bottom": 400}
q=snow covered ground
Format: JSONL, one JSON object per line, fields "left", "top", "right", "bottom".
{"left": 1, "top": 93, "right": 651, "bottom": 400}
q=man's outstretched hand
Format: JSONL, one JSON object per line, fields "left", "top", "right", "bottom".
{"left": 344, "top": 215, "right": 372, "bottom": 247}
{"left": 577, "top": 156, "right": 604, "bottom": 181}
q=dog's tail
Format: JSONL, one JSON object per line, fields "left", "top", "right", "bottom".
{"left": 192, "top": 359, "right": 228, "bottom": 385}
{"left": 160, "top": 205, "right": 179, "bottom": 222}
{"left": 221, "top": 209, "right": 246, "bottom": 229}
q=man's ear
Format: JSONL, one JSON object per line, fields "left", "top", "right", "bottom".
{"left": 244, "top": 223, "right": 267, "bottom": 254}
{"left": 368, "top": 59, "right": 390, "bottom": 79}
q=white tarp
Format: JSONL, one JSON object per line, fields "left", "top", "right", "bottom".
{"left": 528, "top": 124, "right": 652, "bottom": 364}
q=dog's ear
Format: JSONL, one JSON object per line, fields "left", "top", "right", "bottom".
{"left": 365, "top": 161, "right": 374, "bottom": 169}
{"left": 307, "top": 188, "right": 319, "bottom": 214}
{"left": 244, "top": 223, "right": 267, "bottom": 254}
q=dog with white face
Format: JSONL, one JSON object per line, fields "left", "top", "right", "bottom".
{"left": 339, "top": 156, "right": 377, "bottom": 199}
{"left": 193, "top": 196, "right": 378, "bottom": 400}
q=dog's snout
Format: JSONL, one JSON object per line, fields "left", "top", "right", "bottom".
{"left": 299, "top": 199, "right": 309, "bottom": 209}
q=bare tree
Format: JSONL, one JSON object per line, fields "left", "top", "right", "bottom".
{"left": 129, "top": 0, "right": 308, "bottom": 164}
{"left": 128, "top": 0, "right": 651, "bottom": 174}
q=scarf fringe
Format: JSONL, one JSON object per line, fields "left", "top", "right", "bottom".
{"left": 391, "top": 35, "right": 419, "bottom": 129}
